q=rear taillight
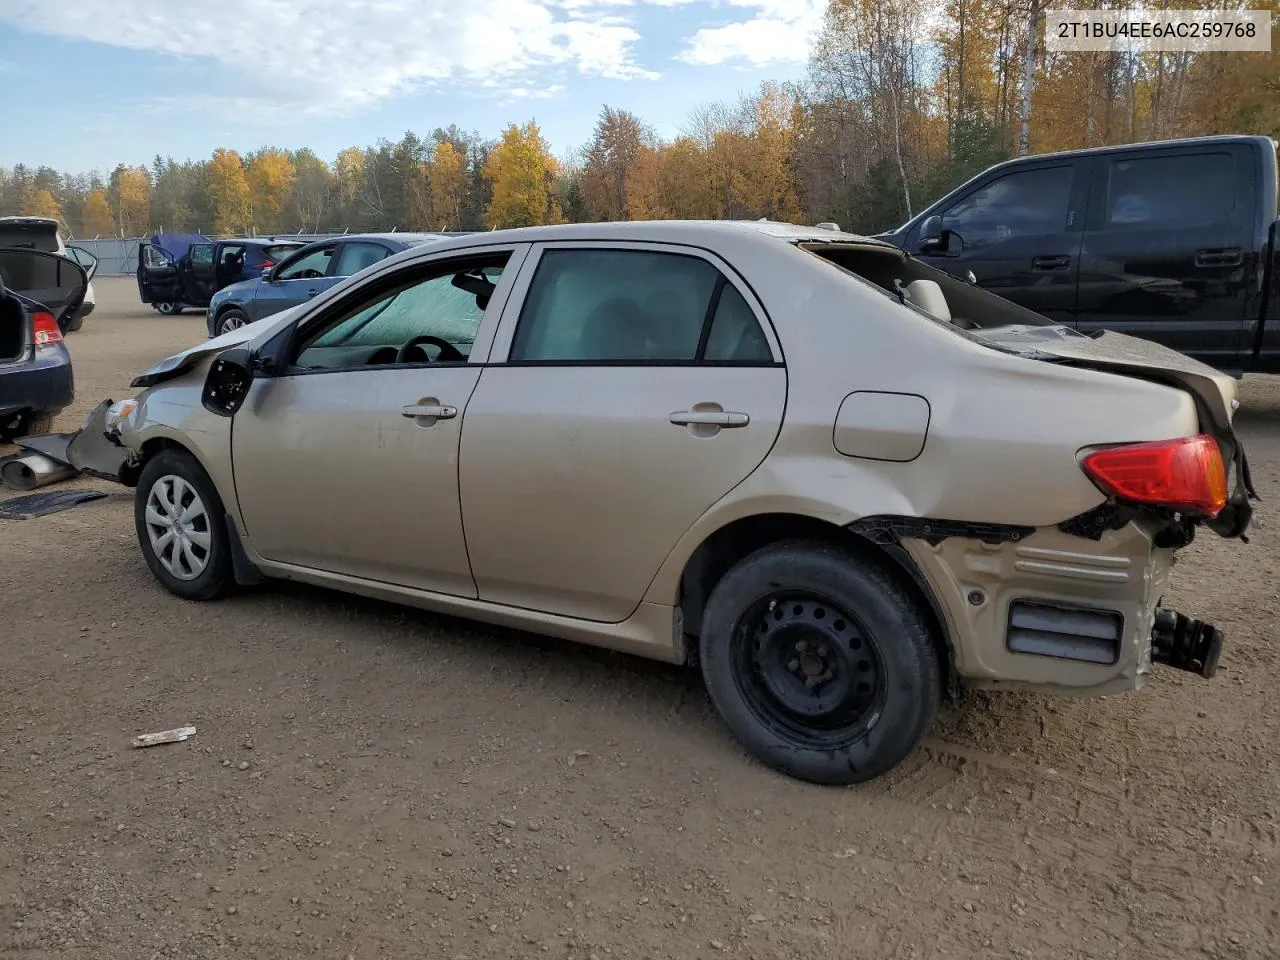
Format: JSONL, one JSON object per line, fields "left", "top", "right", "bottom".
{"left": 32, "top": 310, "right": 63, "bottom": 347}
{"left": 1081, "top": 434, "right": 1228, "bottom": 517}
{"left": 260, "top": 260, "right": 274, "bottom": 269}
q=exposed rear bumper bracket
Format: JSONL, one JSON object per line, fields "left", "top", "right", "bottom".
{"left": 1151, "top": 609, "right": 1222, "bottom": 679}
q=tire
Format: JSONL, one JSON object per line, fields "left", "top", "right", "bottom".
{"left": 155, "top": 301, "right": 183, "bottom": 316}
{"left": 699, "top": 540, "right": 940, "bottom": 785}
{"left": 216, "top": 308, "right": 251, "bottom": 337}
{"left": 134, "top": 450, "right": 234, "bottom": 601}
{"left": 0, "top": 411, "right": 56, "bottom": 443}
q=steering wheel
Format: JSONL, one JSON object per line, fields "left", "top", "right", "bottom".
{"left": 396, "top": 334, "right": 465, "bottom": 364}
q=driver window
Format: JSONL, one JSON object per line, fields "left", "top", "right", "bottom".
{"left": 940, "top": 165, "right": 1074, "bottom": 249}
{"left": 294, "top": 253, "right": 510, "bottom": 369}
{"left": 277, "top": 245, "right": 335, "bottom": 281}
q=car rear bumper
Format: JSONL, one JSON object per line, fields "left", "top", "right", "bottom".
{"left": 896, "top": 513, "right": 1213, "bottom": 697}
{"left": 0, "top": 346, "right": 74, "bottom": 419}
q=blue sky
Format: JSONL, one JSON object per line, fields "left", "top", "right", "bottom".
{"left": 0, "top": 0, "right": 823, "bottom": 174}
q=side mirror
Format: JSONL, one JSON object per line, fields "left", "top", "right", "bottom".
{"left": 919, "top": 227, "right": 964, "bottom": 257}
{"left": 201, "top": 346, "right": 255, "bottom": 417}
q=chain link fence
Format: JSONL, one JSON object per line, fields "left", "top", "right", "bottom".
{"left": 70, "top": 231, "right": 479, "bottom": 276}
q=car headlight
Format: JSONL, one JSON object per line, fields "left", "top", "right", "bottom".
{"left": 105, "top": 398, "right": 139, "bottom": 435}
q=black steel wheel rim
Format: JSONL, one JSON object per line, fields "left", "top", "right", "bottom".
{"left": 731, "top": 593, "right": 886, "bottom": 747}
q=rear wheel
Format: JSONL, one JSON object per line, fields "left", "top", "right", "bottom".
{"left": 216, "top": 308, "right": 250, "bottom": 336}
{"left": 134, "top": 450, "right": 233, "bottom": 601}
{"left": 155, "top": 301, "right": 183, "bottom": 316}
{"left": 699, "top": 541, "right": 940, "bottom": 785}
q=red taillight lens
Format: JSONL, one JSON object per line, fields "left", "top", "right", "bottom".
{"left": 1081, "top": 434, "right": 1228, "bottom": 517}
{"left": 32, "top": 310, "right": 63, "bottom": 347}
{"left": 260, "top": 260, "right": 274, "bottom": 269}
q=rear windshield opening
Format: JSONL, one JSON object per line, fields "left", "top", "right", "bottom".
{"left": 799, "top": 241, "right": 1057, "bottom": 333}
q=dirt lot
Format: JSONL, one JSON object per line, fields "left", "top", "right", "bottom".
{"left": 2, "top": 277, "right": 1278, "bottom": 959}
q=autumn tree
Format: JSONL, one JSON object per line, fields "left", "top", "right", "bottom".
{"left": 290, "top": 149, "right": 333, "bottom": 232}
{"left": 482, "top": 121, "right": 563, "bottom": 229}
{"left": 426, "top": 140, "right": 467, "bottom": 229}
{"left": 206, "top": 149, "right": 252, "bottom": 234}
{"left": 247, "top": 148, "right": 296, "bottom": 232}
{"left": 82, "top": 188, "right": 113, "bottom": 235}
{"left": 23, "top": 188, "right": 62, "bottom": 221}
{"left": 581, "top": 106, "right": 651, "bottom": 221}
{"left": 108, "top": 165, "right": 151, "bottom": 235}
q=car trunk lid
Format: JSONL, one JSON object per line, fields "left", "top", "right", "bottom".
{"left": 0, "top": 218, "right": 61, "bottom": 253}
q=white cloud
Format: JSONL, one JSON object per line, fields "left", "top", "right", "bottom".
{"left": 0, "top": 0, "right": 658, "bottom": 115}
{"left": 677, "top": 0, "right": 825, "bottom": 66}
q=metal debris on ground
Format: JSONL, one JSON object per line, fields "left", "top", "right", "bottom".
{"left": 131, "top": 726, "right": 197, "bottom": 748}
{"left": 0, "top": 489, "right": 108, "bottom": 520}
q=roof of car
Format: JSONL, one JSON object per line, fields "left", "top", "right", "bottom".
{"left": 416, "top": 220, "right": 890, "bottom": 249}
{"left": 224, "top": 237, "right": 305, "bottom": 247}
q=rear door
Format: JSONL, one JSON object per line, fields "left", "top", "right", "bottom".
{"left": 213, "top": 242, "right": 247, "bottom": 291}
{"left": 137, "top": 242, "right": 180, "bottom": 303}
{"left": 458, "top": 242, "right": 787, "bottom": 622}
{"left": 913, "top": 161, "right": 1087, "bottom": 325}
{"left": 251, "top": 241, "right": 340, "bottom": 320}
{"left": 181, "top": 242, "right": 218, "bottom": 305}
{"left": 1075, "top": 143, "right": 1256, "bottom": 364}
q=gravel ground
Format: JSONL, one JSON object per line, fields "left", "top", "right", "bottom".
{"left": 2, "top": 278, "right": 1278, "bottom": 959}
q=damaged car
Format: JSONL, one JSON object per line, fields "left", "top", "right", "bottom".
{"left": 52, "top": 220, "right": 1255, "bottom": 785}
{"left": 0, "top": 248, "right": 87, "bottom": 442}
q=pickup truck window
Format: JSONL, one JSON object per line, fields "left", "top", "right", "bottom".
{"left": 1103, "top": 152, "right": 1236, "bottom": 228}
{"left": 941, "top": 165, "right": 1074, "bottom": 249}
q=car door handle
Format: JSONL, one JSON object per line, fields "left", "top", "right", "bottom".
{"left": 1194, "top": 247, "right": 1243, "bottom": 268}
{"left": 669, "top": 410, "right": 749, "bottom": 427}
{"left": 307, "top": 288, "right": 319, "bottom": 297}
{"left": 1031, "top": 255, "right": 1072, "bottom": 271}
{"left": 401, "top": 402, "right": 457, "bottom": 420}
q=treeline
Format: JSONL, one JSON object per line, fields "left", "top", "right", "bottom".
{"left": 3, "top": 0, "right": 1277, "bottom": 239}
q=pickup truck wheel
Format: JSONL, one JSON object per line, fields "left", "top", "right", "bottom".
{"left": 699, "top": 541, "right": 940, "bottom": 785}
{"left": 217, "top": 308, "right": 250, "bottom": 336}
{"left": 135, "top": 450, "right": 233, "bottom": 601}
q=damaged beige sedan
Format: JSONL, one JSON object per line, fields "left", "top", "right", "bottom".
{"left": 87, "top": 221, "right": 1254, "bottom": 784}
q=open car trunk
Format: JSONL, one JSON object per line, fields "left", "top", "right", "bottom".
{"left": 0, "top": 289, "right": 26, "bottom": 363}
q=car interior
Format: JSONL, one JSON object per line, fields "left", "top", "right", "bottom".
{"left": 292, "top": 264, "right": 503, "bottom": 371}
{"left": 0, "top": 283, "right": 24, "bottom": 363}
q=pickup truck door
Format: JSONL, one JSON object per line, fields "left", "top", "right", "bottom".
{"left": 910, "top": 160, "right": 1086, "bottom": 326}
{"left": 1075, "top": 143, "right": 1257, "bottom": 367}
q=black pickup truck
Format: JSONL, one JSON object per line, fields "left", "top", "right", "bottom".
{"left": 875, "top": 134, "right": 1280, "bottom": 376}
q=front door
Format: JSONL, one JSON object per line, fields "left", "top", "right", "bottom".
{"left": 914, "top": 161, "right": 1086, "bottom": 325}
{"left": 459, "top": 243, "right": 787, "bottom": 623}
{"left": 251, "top": 242, "right": 341, "bottom": 321}
{"left": 137, "top": 243, "right": 179, "bottom": 304}
{"left": 1075, "top": 144, "right": 1257, "bottom": 364}
{"left": 231, "top": 246, "right": 526, "bottom": 595}
{"left": 182, "top": 242, "right": 218, "bottom": 306}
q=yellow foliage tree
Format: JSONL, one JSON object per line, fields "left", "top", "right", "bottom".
{"left": 83, "top": 188, "right": 113, "bottom": 235}
{"left": 335, "top": 147, "right": 365, "bottom": 206}
{"left": 247, "top": 148, "right": 296, "bottom": 232}
{"left": 482, "top": 121, "right": 564, "bottom": 229}
{"left": 23, "top": 188, "right": 62, "bottom": 221}
{"left": 426, "top": 141, "right": 467, "bottom": 229}
{"left": 206, "top": 148, "right": 252, "bottom": 234}
{"left": 111, "top": 166, "right": 151, "bottom": 235}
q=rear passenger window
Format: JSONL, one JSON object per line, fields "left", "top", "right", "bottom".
{"left": 1104, "top": 152, "right": 1236, "bottom": 228}
{"left": 510, "top": 248, "right": 772, "bottom": 363}
{"left": 335, "top": 242, "right": 391, "bottom": 276}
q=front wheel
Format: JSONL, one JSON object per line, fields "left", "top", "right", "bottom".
{"left": 699, "top": 541, "right": 940, "bottom": 785}
{"left": 134, "top": 450, "right": 234, "bottom": 601}
{"left": 155, "top": 301, "right": 183, "bottom": 316}
{"left": 216, "top": 308, "right": 250, "bottom": 337}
